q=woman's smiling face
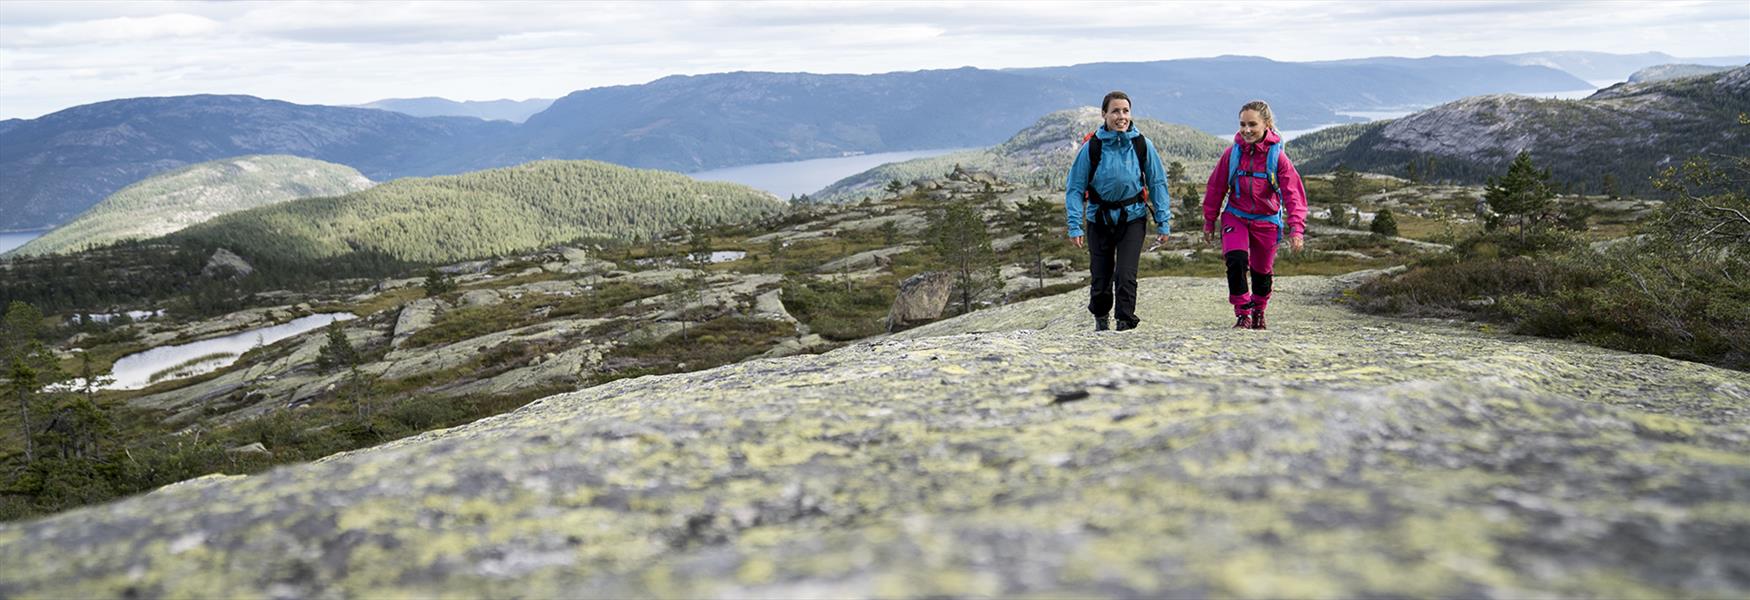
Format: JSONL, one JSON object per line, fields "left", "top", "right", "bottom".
{"left": 1104, "top": 98, "right": 1131, "bottom": 132}
{"left": 1239, "top": 109, "right": 1267, "bottom": 143}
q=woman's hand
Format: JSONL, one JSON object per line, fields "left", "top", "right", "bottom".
{"left": 1203, "top": 230, "right": 1217, "bottom": 246}
{"left": 1070, "top": 236, "right": 1085, "bottom": 249}
{"left": 1290, "top": 234, "right": 1305, "bottom": 252}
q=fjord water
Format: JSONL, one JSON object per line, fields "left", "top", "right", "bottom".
{"left": 106, "top": 313, "right": 356, "bottom": 390}
{"left": 0, "top": 230, "right": 47, "bottom": 254}
{"left": 689, "top": 148, "right": 970, "bottom": 198}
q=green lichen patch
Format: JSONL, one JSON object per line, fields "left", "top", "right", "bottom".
{"left": 2, "top": 276, "right": 1746, "bottom": 597}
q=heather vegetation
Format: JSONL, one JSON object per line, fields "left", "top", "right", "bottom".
{"left": 1351, "top": 134, "right": 1749, "bottom": 369}
{"left": 2, "top": 102, "right": 1738, "bottom": 528}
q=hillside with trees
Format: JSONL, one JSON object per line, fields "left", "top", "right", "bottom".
{"left": 1293, "top": 66, "right": 1749, "bottom": 193}
{"left": 0, "top": 95, "right": 514, "bottom": 231}
{"left": 813, "top": 108, "right": 1229, "bottom": 203}
{"left": 1, "top": 56, "right": 1592, "bottom": 230}
{"left": 172, "top": 160, "right": 787, "bottom": 264}
{"left": 8, "top": 155, "right": 373, "bottom": 257}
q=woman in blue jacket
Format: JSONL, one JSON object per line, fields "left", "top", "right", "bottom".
{"left": 1065, "top": 91, "right": 1171, "bottom": 331}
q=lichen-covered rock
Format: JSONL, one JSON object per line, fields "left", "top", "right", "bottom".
{"left": 886, "top": 271, "right": 953, "bottom": 331}
{"left": 815, "top": 245, "right": 914, "bottom": 274}
{"left": 2, "top": 276, "right": 1746, "bottom": 598}
{"left": 201, "top": 247, "right": 254, "bottom": 278}
{"left": 458, "top": 289, "right": 504, "bottom": 307}
{"left": 391, "top": 298, "right": 444, "bottom": 349}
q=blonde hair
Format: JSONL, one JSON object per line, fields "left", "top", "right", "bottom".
{"left": 1240, "top": 100, "right": 1276, "bottom": 132}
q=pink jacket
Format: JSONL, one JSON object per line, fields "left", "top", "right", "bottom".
{"left": 1202, "top": 130, "right": 1309, "bottom": 237}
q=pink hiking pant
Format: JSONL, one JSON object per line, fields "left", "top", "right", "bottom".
{"left": 1219, "top": 211, "right": 1280, "bottom": 313}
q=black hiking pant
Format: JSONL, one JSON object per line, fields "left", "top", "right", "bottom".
{"left": 1087, "top": 218, "right": 1146, "bottom": 326}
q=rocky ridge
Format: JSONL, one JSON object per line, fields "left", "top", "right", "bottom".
{"left": 1295, "top": 66, "right": 1750, "bottom": 192}
{"left": 3, "top": 275, "right": 1744, "bottom": 597}
{"left": 7, "top": 155, "right": 374, "bottom": 257}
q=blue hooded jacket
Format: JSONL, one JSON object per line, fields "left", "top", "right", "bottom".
{"left": 1064, "top": 125, "right": 1171, "bottom": 238}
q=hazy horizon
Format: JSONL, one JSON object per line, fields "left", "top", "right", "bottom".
{"left": 2, "top": 0, "right": 1748, "bottom": 120}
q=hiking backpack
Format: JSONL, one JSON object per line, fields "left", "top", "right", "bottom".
{"left": 1223, "top": 141, "right": 1287, "bottom": 242}
{"left": 1080, "top": 129, "right": 1152, "bottom": 227}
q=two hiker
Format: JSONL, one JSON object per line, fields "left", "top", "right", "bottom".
{"left": 1066, "top": 94, "right": 1308, "bottom": 331}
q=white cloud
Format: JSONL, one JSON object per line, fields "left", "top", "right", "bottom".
{"left": 0, "top": 0, "right": 1746, "bottom": 119}
{"left": 3, "top": 13, "right": 220, "bottom": 47}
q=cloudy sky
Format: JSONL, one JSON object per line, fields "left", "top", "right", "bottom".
{"left": 1, "top": 0, "right": 1746, "bottom": 120}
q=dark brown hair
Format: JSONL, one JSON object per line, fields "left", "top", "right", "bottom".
{"left": 1102, "top": 91, "right": 1131, "bottom": 113}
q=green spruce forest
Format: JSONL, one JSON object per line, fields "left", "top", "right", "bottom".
{"left": 172, "top": 159, "right": 788, "bottom": 264}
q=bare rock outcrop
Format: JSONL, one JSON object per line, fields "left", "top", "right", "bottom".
{"left": 885, "top": 271, "right": 954, "bottom": 331}
{"left": 201, "top": 247, "right": 254, "bottom": 278}
{"left": 4, "top": 276, "right": 1746, "bottom": 598}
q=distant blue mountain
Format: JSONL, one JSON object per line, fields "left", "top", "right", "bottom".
{"left": 0, "top": 54, "right": 1613, "bottom": 230}
{"left": 352, "top": 97, "right": 554, "bottom": 123}
{"left": 0, "top": 95, "right": 514, "bottom": 230}
{"left": 1486, "top": 51, "right": 1749, "bottom": 83}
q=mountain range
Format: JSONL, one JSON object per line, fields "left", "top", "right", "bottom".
{"left": 351, "top": 97, "right": 555, "bottom": 123}
{"left": 1486, "top": 51, "right": 1745, "bottom": 83}
{"left": 0, "top": 95, "right": 511, "bottom": 231}
{"left": 1293, "top": 66, "right": 1750, "bottom": 193}
{"left": 814, "top": 108, "right": 1228, "bottom": 203}
{"left": 3, "top": 52, "right": 1742, "bottom": 231}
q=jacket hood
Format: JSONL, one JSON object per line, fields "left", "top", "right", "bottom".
{"left": 1096, "top": 124, "right": 1141, "bottom": 143}
{"left": 1231, "top": 129, "right": 1282, "bottom": 148}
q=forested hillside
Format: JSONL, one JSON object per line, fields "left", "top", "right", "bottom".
{"left": 8, "top": 155, "right": 373, "bottom": 257}
{"left": 1292, "top": 66, "right": 1750, "bottom": 191}
{"left": 0, "top": 95, "right": 513, "bottom": 231}
{"left": 813, "top": 108, "right": 1228, "bottom": 202}
{"left": 173, "top": 160, "right": 786, "bottom": 264}
{"left": 0, "top": 57, "right": 1592, "bottom": 230}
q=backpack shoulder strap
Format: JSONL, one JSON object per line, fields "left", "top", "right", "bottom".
{"left": 1265, "top": 143, "right": 1283, "bottom": 194}
{"left": 1226, "top": 143, "right": 1242, "bottom": 199}
{"left": 1131, "top": 133, "right": 1149, "bottom": 192}
{"left": 1084, "top": 131, "right": 1102, "bottom": 194}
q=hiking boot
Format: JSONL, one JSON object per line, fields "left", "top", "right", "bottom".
{"left": 1115, "top": 319, "right": 1138, "bottom": 332}
{"left": 1233, "top": 314, "right": 1252, "bottom": 329}
{"left": 1095, "top": 317, "right": 1110, "bottom": 331}
{"left": 1251, "top": 308, "right": 1267, "bottom": 330}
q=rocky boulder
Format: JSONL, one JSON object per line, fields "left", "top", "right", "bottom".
{"left": 201, "top": 247, "right": 254, "bottom": 278}
{"left": 3, "top": 276, "right": 1746, "bottom": 598}
{"left": 390, "top": 298, "right": 444, "bottom": 349}
{"left": 885, "top": 271, "right": 954, "bottom": 331}
{"left": 815, "top": 246, "right": 914, "bottom": 274}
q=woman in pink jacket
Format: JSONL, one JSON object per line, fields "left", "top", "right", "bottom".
{"left": 1201, "top": 100, "right": 1309, "bottom": 329}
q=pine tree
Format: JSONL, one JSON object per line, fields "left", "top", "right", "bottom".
{"left": 879, "top": 220, "right": 900, "bottom": 246}
{"left": 1601, "top": 173, "right": 1621, "bottom": 200}
{"left": 1333, "top": 163, "right": 1362, "bottom": 205}
{"left": 315, "top": 321, "right": 360, "bottom": 373}
{"left": 1484, "top": 151, "right": 1556, "bottom": 243}
{"left": 928, "top": 199, "right": 1002, "bottom": 314}
{"left": 1015, "top": 195, "right": 1059, "bottom": 290}
{"left": 422, "top": 269, "right": 456, "bottom": 297}
{"left": 1370, "top": 208, "right": 1399, "bottom": 237}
